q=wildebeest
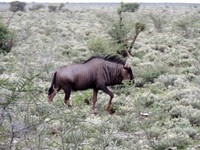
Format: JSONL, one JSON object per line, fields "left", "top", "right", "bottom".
{"left": 48, "top": 55, "right": 134, "bottom": 113}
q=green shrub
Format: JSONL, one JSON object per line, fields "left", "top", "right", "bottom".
{"left": 170, "top": 105, "right": 200, "bottom": 126}
{"left": 87, "top": 37, "right": 113, "bottom": 54}
{"left": 136, "top": 64, "right": 169, "bottom": 83}
{"left": 190, "top": 111, "right": 200, "bottom": 126}
{"left": 48, "top": 5, "right": 57, "bottom": 12}
{"left": 9, "top": 1, "right": 26, "bottom": 12}
{"left": 122, "top": 3, "right": 139, "bottom": 12}
{"left": 108, "top": 19, "right": 129, "bottom": 46}
{"left": 155, "top": 130, "right": 190, "bottom": 149}
{"left": 174, "top": 15, "right": 200, "bottom": 38}
{"left": 149, "top": 13, "right": 167, "bottom": 33}
{"left": 0, "top": 21, "right": 13, "bottom": 54}
{"left": 108, "top": 2, "right": 129, "bottom": 54}
{"left": 109, "top": 3, "right": 145, "bottom": 56}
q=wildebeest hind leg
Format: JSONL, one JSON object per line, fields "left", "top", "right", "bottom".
{"left": 92, "top": 89, "right": 98, "bottom": 110}
{"left": 48, "top": 91, "right": 56, "bottom": 103}
{"left": 101, "top": 87, "right": 114, "bottom": 113}
{"left": 64, "top": 88, "right": 72, "bottom": 107}
{"left": 48, "top": 87, "right": 61, "bottom": 103}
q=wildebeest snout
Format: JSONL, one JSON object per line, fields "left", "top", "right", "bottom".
{"left": 131, "top": 78, "right": 135, "bottom": 85}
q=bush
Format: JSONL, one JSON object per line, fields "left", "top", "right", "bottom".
{"left": 87, "top": 37, "right": 113, "bottom": 54}
{"left": 155, "top": 130, "right": 190, "bottom": 149}
{"left": 136, "top": 63, "right": 169, "bottom": 83}
{"left": 174, "top": 15, "right": 200, "bottom": 38}
{"left": 29, "top": 4, "right": 45, "bottom": 11}
{"left": 0, "top": 21, "right": 13, "bottom": 54}
{"left": 108, "top": 19, "right": 129, "bottom": 46}
{"left": 122, "top": 3, "right": 139, "bottom": 12}
{"left": 9, "top": 1, "right": 26, "bottom": 12}
{"left": 149, "top": 13, "right": 167, "bottom": 33}
{"left": 170, "top": 105, "right": 200, "bottom": 126}
{"left": 48, "top": 5, "right": 57, "bottom": 12}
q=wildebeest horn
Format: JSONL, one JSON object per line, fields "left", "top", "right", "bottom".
{"left": 124, "top": 59, "right": 130, "bottom": 68}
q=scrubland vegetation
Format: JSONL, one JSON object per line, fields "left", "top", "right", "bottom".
{"left": 0, "top": 2, "right": 200, "bottom": 149}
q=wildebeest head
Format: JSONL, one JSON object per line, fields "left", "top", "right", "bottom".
{"left": 121, "top": 60, "right": 134, "bottom": 84}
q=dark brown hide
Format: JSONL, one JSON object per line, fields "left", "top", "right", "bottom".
{"left": 48, "top": 55, "right": 134, "bottom": 113}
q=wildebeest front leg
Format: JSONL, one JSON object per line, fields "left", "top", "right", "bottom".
{"left": 101, "top": 87, "right": 114, "bottom": 113}
{"left": 64, "top": 88, "right": 72, "bottom": 107}
{"left": 92, "top": 89, "right": 98, "bottom": 110}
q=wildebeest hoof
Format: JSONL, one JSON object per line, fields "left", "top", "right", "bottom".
{"left": 48, "top": 98, "right": 52, "bottom": 103}
{"left": 107, "top": 109, "right": 115, "bottom": 115}
{"left": 104, "top": 104, "right": 111, "bottom": 111}
{"left": 91, "top": 111, "right": 98, "bottom": 115}
{"left": 68, "top": 104, "right": 72, "bottom": 108}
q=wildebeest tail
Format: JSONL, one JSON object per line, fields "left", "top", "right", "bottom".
{"left": 48, "top": 72, "right": 57, "bottom": 96}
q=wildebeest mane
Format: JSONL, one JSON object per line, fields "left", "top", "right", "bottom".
{"left": 83, "top": 54, "right": 126, "bottom": 65}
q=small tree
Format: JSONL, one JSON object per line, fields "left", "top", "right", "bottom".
{"left": 7, "top": 1, "right": 26, "bottom": 27}
{"left": 109, "top": 2, "right": 145, "bottom": 57}
{"left": 48, "top": 5, "right": 57, "bottom": 12}
{"left": 108, "top": 2, "right": 129, "bottom": 55}
{"left": 126, "top": 22, "right": 145, "bottom": 56}
{"left": 58, "top": 3, "right": 65, "bottom": 10}
{"left": 9, "top": 1, "right": 26, "bottom": 12}
{"left": 122, "top": 3, "right": 139, "bottom": 12}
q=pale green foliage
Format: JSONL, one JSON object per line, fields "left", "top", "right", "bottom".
{"left": 108, "top": 19, "right": 129, "bottom": 46}
{"left": 109, "top": 3, "right": 145, "bottom": 56}
{"left": 136, "top": 63, "right": 169, "bottom": 83}
{"left": 155, "top": 131, "right": 190, "bottom": 149}
{"left": 149, "top": 13, "right": 167, "bottom": 32}
{"left": 174, "top": 15, "right": 200, "bottom": 38}
{"left": 87, "top": 37, "right": 113, "bottom": 54}
{"left": 0, "top": 22, "right": 10, "bottom": 42}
